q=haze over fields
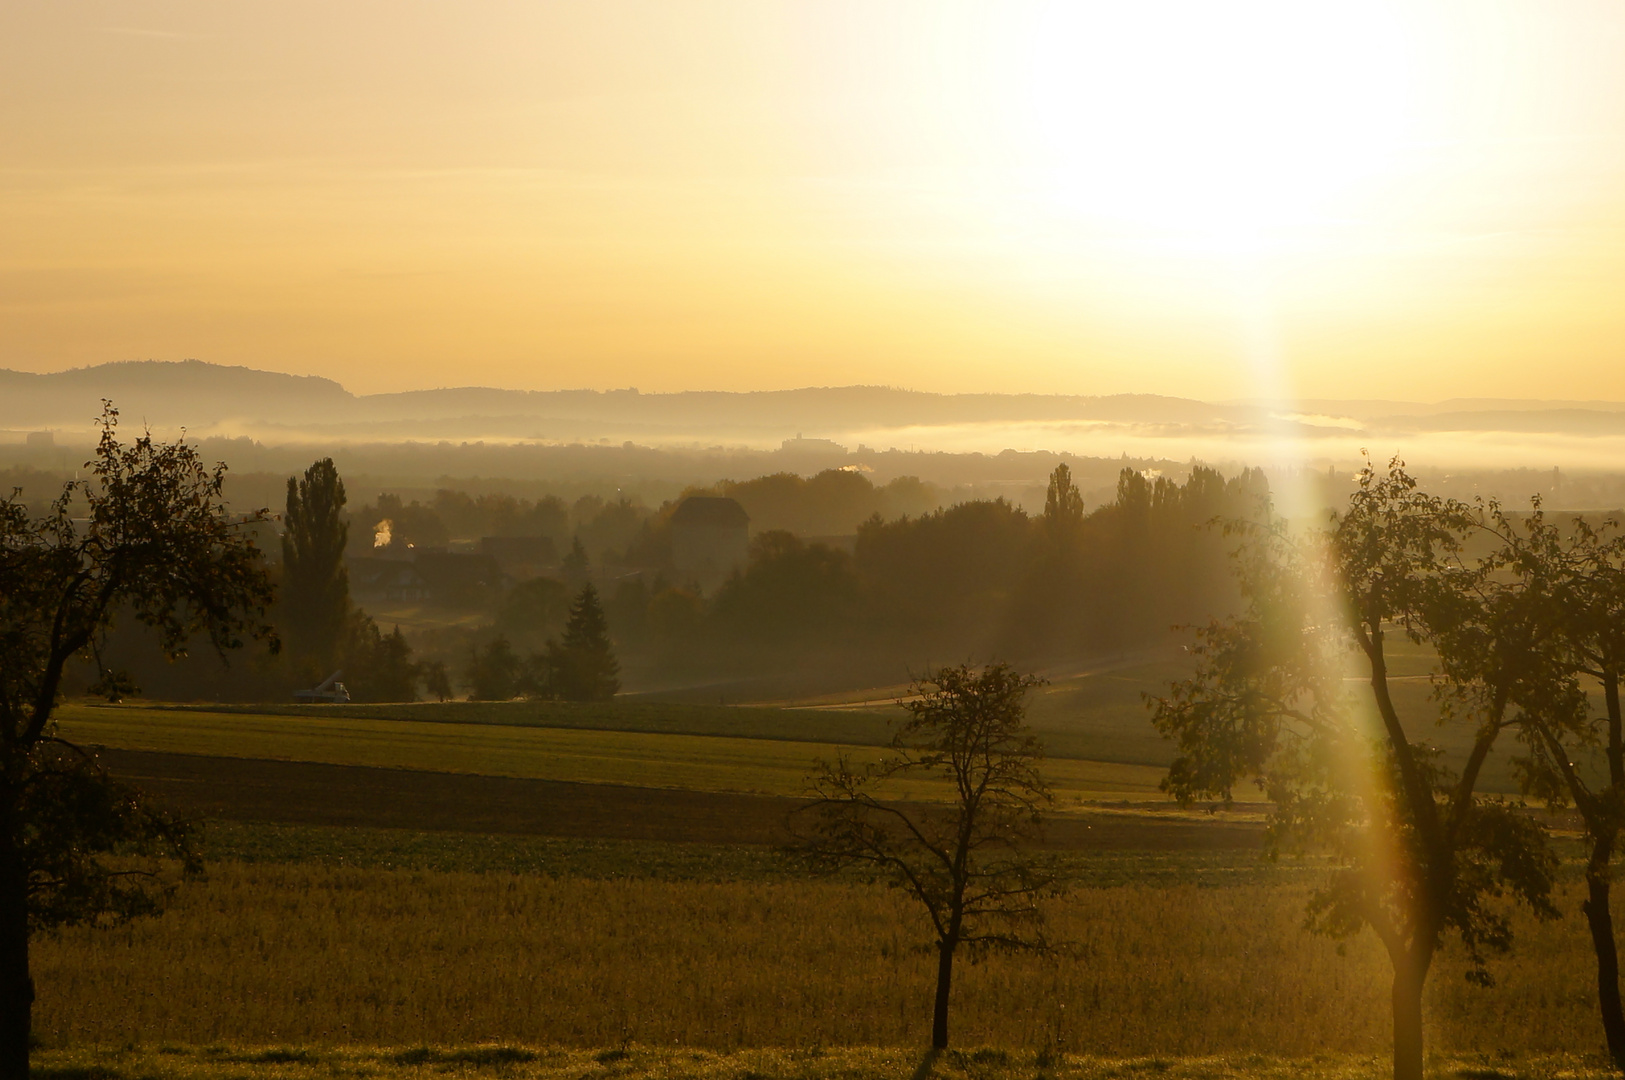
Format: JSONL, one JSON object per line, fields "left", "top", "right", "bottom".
{"left": 9, "top": 361, "right": 1625, "bottom": 481}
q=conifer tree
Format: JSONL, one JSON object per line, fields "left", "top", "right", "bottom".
{"left": 548, "top": 583, "right": 620, "bottom": 701}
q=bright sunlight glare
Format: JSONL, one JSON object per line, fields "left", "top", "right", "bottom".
{"left": 933, "top": 1, "right": 1419, "bottom": 248}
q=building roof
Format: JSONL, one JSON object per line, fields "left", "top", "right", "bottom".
{"left": 670, "top": 496, "right": 749, "bottom": 529}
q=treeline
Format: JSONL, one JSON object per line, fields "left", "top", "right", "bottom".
{"left": 629, "top": 463, "right": 1270, "bottom": 676}
{"left": 351, "top": 470, "right": 948, "bottom": 566}
{"left": 88, "top": 458, "right": 1266, "bottom": 700}
{"left": 469, "top": 463, "right": 1266, "bottom": 690}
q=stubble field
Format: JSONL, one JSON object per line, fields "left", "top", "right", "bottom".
{"left": 35, "top": 675, "right": 1598, "bottom": 1079}
{"left": 34, "top": 854, "right": 1610, "bottom": 1055}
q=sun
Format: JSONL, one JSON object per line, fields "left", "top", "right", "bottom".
{"left": 933, "top": 1, "right": 1420, "bottom": 248}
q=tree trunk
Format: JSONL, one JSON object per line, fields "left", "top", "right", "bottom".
{"left": 931, "top": 939, "right": 955, "bottom": 1050}
{"left": 0, "top": 832, "right": 31, "bottom": 1080}
{"left": 1391, "top": 949, "right": 1429, "bottom": 1080}
{"left": 1583, "top": 835, "right": 1625, "bottom": 1071}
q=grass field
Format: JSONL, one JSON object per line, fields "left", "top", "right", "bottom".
{"left": 31, "top": 644, "right": 1611, "bottom": 1077}
{"left": 98, "top": 750, "right": 1269, "bottom": 849}
{"left": 192, "top": 819, "right": 1301, "bottom": 884}
{"left": 57, "top": 705, "right": 1184, "bottom": 806}
{"left": 180, "top": 699, "right": 901, "bottom": 748}
{"left": 31, "top": 857, "right": 1613, "bottom": 1056}
{"left": 28, "top": 1045, "right": 1621, "bottom": 1080}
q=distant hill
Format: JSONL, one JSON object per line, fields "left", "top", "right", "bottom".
{"left": 0, "top": 360, "right": 1258, "bottom": 437}
{"left": 6, "top": 360, "right": 1625, "bottom": 449}
{"left": 0, "top": 361, "right": 354, "bottom": 429}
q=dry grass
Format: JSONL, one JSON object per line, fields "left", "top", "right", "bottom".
{"left": 32, "top": 862, "right": 1614, "bottom": 1057}
{"left": 27, "top": 1043, "right": 1620, "bottom": 1080}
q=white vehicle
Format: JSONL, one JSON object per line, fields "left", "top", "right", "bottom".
{"left": 293, "top": 671, "right": 351, "bottom": 704}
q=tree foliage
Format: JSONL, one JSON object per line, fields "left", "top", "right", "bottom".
{"left": 547, "top": 584, "right": 620, "bottom": 702}
{"left": 281, "top": 458, "right": 350, "bottom": 665}
{"left": 1485, "top": 499, "right": 1625, "bottom": 1066}
{"left": 465, "top": 636, "right": 523, "bottom": 701}
{"left": 1150, "top": 459, "right": 1556, "bottom": 1080}
{"left": 0, "top": 405, "right": 274, "bottom": 1077}
{"left": 711, "top": 531, "right": 859, "bottom": 646}
{"left": 341, "top": 619, "right": 420, "bottom": 703}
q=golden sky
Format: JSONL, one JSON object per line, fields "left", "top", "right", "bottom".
{"left": 4, "top": 1, "right": 1625, "bottom": 400}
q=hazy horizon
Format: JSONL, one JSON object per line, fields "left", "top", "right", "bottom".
{"left": 8, "top": 2, "right": 1625, "bottom": 403}
{"left": 10, "top": 360, "right": 1625, "bottom": 476}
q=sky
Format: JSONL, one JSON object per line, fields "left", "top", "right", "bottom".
{"left": 4, "top": 1, "right": 1625, "bottom": 401}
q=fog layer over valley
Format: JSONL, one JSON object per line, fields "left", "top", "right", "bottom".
{"left": 12, "top": 360, "right": 1625, "bottom": 475}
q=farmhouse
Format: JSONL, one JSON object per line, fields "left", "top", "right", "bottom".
{"left": 670, "top": 495, "right": 749, "bottom": 588}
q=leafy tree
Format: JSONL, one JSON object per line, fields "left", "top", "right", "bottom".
{"left": 577, "top": 497, "right": 647, "bottom": 563}
{"left": 494, "top": 576, "right": 570, "bottom": 647}
{"left": 282, "top": 458, "right": 351, "bottom": 665}
{"left": 707, "top": 469, "right": 942, "bottom": 536}
{"left": 547, "top": 584, "right": 620, "bottom": 701}
{"left": 1488, "top": 501, "right": 1625, "bottom": 1066}
{"left": 855, "top": 499, "right": 1033, "bottom": 652}
{"left": 1042, "top": 462, "right": 1084, "bottom": 538}
{"left": 606, "top": 576, "right": 652, "bottom": 643}
{"left": 0, "top": 407, "right": 274, "bottom": 1077}
{"left": 342, "top": 618, "right": 419, "bottom": 703}
{"left": 421, "top": 659, "right": 453, "bottom": 702}
{"left": 430, "top": 488, "right": 568, "bottom": 544}
{"left": 87, "top": 665, "right": 139, "bottom": 705}
{"left": 465, "top": 636, "right": 522, "bottom": 701}
{"left": 561, "top": 536, "right": 591, "bottom": 587}
{"left": 1150, "top": 460, "right": 1557, "bottom": 1080}
{"left": 711, "top": 531, "right": 859, "bottom": 646}
{"left": 795, "top": 663, "right": 1055, "bottom": 1049}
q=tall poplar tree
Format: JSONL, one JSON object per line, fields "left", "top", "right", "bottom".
{"left": 282, "top": 458, "right": 351, "bottom": 668}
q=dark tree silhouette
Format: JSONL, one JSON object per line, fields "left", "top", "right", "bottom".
{"left": 466, "top": 636, "right": 522, "bottom": 701}
{"left": 494, "top": 576, "right": 570, "bottom": 647}
{"left": 421, "top": 659, "right": 453, "bottom": 702}
{"left": 0, "top": 407, "right": 274, "bottom": 1079}
{"left": 547, "top": 584, "right": 620, "bottom": 701}
{"left": 282, "top": 458, "right": 350, "bottom": 666}
{"left": 1151, "top": 460, "right": 1557, "bottom": 1080}
{"left": 795, "top": 663, "right": 1055, "bottom": 1049}
{"left": 1042, "top": 462, "right": 1084, "bottom": 537}
{"left": 1488, "top": 501, "right": 1625, "bottom": 1067}
{"left": 711, "top": 531, "right": 859, "bottom": 647}
{"left": 342, "top": 619, "right": 419, "bottom": 703}
{"left": 561, "top": 536, "right": 590, "bottom": 587}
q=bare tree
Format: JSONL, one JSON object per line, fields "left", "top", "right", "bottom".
{"left": 794, "top": 662, "right": 1055, "bottom": 1050}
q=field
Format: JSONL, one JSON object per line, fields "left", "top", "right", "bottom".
{"left": 36, "top": 665, "right": 1604, "bottom": 1078}
{"left": 30, "top": 1045, "right": 1620, "bottom": 1080}
{"left": 95, "top": 750, "right": 1266, "bottom": 849}
{"left": 55, "top": 704, "right": 1187, "bottom": 807}
{"left": 33, "top": 854, "right": 1614, "bottom": 1055}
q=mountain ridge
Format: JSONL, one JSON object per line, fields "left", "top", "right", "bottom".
{"left": 7, "top": 361, "right": 1625, "bottom": 447}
